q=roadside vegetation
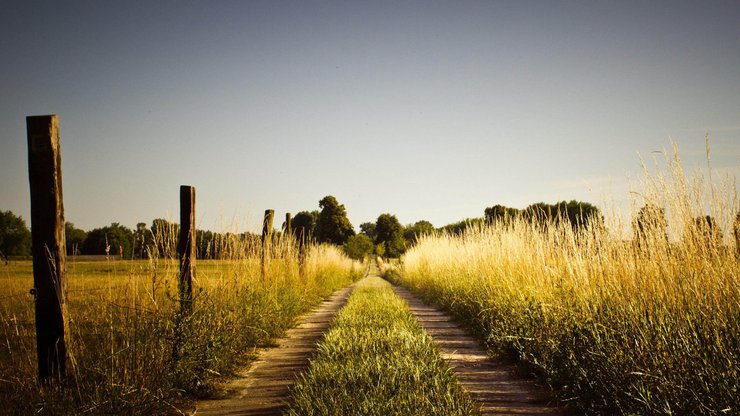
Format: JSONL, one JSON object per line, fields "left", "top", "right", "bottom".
{"left": 0, "top": 234, "right": 360, "bottom": 415}
{"left": 286, "top": 275, "right": 478, "bottom": 416}
{"left": 397, "top": 148, "right": 739, "bottom": 415}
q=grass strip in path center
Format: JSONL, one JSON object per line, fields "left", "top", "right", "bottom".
{"left": 285, "top": 275, "right": 478, "bottom": 416}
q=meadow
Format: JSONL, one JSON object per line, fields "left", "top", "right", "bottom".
{"left": 395, "top": 151, "right": 739, "bottom": 415}
{"left": 0, "top": 236, "right": 360, "bottom": 415}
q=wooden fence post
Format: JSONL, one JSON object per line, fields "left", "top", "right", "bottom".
{"left": 261, "top": 209, "right": 274, "bottom": 278}
{"left": 284, "top": 212, "right": 292, "bottom": 235}
{"left": 26, "top": 115, "right": 67, "bottom": 384}
{"left": 178, "top": 186, "right": 195, "bottom": 315}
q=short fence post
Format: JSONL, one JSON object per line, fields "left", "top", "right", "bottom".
{"left": 284, "top": 212, "right": 292, "bottom": 235}
{"left": 261, "top": 209, "right": 274, "bottom": 278}
{"left": 178, "top": 186, "right": 196, "bottom": 315}
{"left": 26, "top": 114, "right": 68, "bottom": 384}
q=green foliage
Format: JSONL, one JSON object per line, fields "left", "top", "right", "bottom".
{"left": 65, "top": 222, "right": 87, "bottom": 256}
{"left": 150, "top": 218, "right": 179, "bottom": 258}
{"left": 342, "top": 234, "right": 373, "bottom": 261}
{"left": 286, "top": 277, "right": 477, "bottom": 416}
{"left": 632, "top": 204, "right": 668, "bottom": 249}
{"left": 484, "top": 205, "right": 520, "bottom": 225}
{"left": 0, "top": 210, "right": 31, "bottom": 259}
{"left": 292, "top": 210, "right": 319, "bottom": 242}
{"left": 82, "top": 223, "right": 135, "bottom": 258}
{"left": 439, "top": 218, "right": 485, "bottom": 235}
{"left": 359, "top": 222, "right": 377, "bottom": 240}
{"left": 403, "top": 220, "right": 434, "bottom": 245}
{"left": 375, "top": 213, "right": 407, "bottom": 258}
{"left": 315, "top": 196, "right": 354, "bottom": 245}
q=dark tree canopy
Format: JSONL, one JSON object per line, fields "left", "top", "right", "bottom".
{"left": 0, "top": 210, "right": 31, "bottom": 259}
{"left": 359, "top": 222, "right": 377, "bottom": 240}
{"left": 632, "top": 204, "right": 668, "bottom": 248}
{"left": 315, "top": 196, "right": 354, "bottom": 245}
{"left": 440, "top": 218, "right": 485, "bottom": 235}
{"left": 691, "top": 215, "right": 723, "bottom": 245}
{"left": 82, "top": 223, "right": 135, "bottom": 258}
{"left": 375, "top": 213, "right": 406, "bottom": 258}
{"left": 484, "top": 205, "right": 520, "bottom": 224}
{"left": 291, "top": 210, "right": 319, "bottom": 242}
{"left": 65, "top": 222, "right": 87, "bottom": 256}
{"left": 522, "top": 200, "right": 602, "bottom": 231}
{"left": 150, "top": 218, "right": 179, "bottom": 258}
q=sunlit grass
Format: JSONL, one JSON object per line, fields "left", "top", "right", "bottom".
{"left": 0, "top": 235, "right": 360, "bottom": 415}
{"left": 398, "top": 147, "right": 739, "bottom": 415}
{"left": 286, "top": 275, "right": 478, "bottom": 416}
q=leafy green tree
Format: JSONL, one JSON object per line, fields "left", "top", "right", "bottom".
{"left": 375, "top": 213, "right": 406, "bottom": 258}
{"left": 292, "top": 210, "right": 319, "bottom": 242}
{"left": 315, "top": 196, "right": 354, "bottom": 245}
{"left": 522, "top": 200, "right": 601, "bottom": 232}
{"left": 0, "top": 210, "right": 31, "bottom": 259}
{"left": 82, "top": 223, "right": 134, "bottom": 258}
{"left": 403, "top": 220, "right": 434, "bottom": 245}
{"left": 439, "top": 218, "right": 485, "bottom": 235}
{"left": 343, "top": 234, "right": 374, "bottom": 261}
{"left": 359, "top": 222, "right": 377, "bottom": 240}
{"left": 65, "top": 222, "right": 87, "bottom": 256}
{"left": 484, "top": 205, "right": 520, "bottom": 225}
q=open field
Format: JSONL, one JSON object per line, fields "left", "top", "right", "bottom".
{"left": 0, "top": 241, "right": 360, "bottom": 415}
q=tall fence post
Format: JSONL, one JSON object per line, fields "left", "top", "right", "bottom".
{"left": 261, "top": 209, "right": 274, "bottom": 278}
{"left": 178, "top": 186, "right": 196, "bottom": 315}
{"left": 26, "top": 115, "right": 67, "bottom": 384}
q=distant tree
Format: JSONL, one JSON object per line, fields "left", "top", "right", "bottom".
{"left": 734, "top": 212, "right": 740, "bottom": 259}
{"left": 0, "top": 210, "right": 31, "bottom": 260}
{"left": 65, "top": 222, "right": 87, "bottom": 256}
{"left": 343, "top": 234, "right": 374, "bottom": 261}
{"left": 292, "top": 210, "right": 319, "bottom": 242}
{"left": 439, "top": 218, "right": 485, "bottom": 235}
{"left": 632, "top": 204, "right": 668, "bottom": 250}
{"left": 359, "top": 222, "right": 377, "bottom": 240}
{"left": 403, "top": 220, "right": 435, "bottom": 245}
{"left": 521, "top": 200, "right": 601, "bottom": 232}
{"left": 692, "top": 215, "right": 723, "bottom": 246}
{"left": 82, "top": 223, "right": 134, "bottom": 258}
{"left": 375, "top": 213, "right": 406, "bottom": 258}
{"left": 315, "top": 196, "right": 354, "bottom": 245}
{"left": 484, "top": 205, "right": 520, "bottom": 225}
{"left": 150, "top": 218, "right": 179, "bottom": 258}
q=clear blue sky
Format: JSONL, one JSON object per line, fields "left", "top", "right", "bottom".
{"left": 1, "top": 1, "right": 738, "bottom": 232}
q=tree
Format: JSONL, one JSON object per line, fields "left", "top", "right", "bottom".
{"left": 632, "top": 204, "right": 668, "bottom": 250}
{"left": 0, "top": 210, "right": 31, "bottom": 259}
{"left": 150, "top": 218, "right": 179, "bottom": 258}
{"left": 82, "top": 223, "right": 134, "bottom": 258}
{"left": 65, "top": 222, "right": 87, "bottom": 256}
{"left": 521, "top": 200, "right": 601, "bottom": 232}
{"left": 291, "top": 210, "right": 319, "bottom": 242}
{"left": 734, "top": 212, "right": 740, "bottom": 259}
{"left": 375, "top": 213, "right": 406, "bottom": 258}
{"left": 484, "top": 205, "right": 520, "bottom": 225}
{"left": 359, "top": 222, "right": 377, "bottom": 240}
{"left": 403, "top": 220, "right": 435, "bottom": 245}
{"left": 691, "top": 215, "right": 723, "bottom": 246}
{"left": 439, "top": 218, "right": 485, "bottom": 235}
{"left": 343, "top": 234, "right": 374, "bottom": 261}
{"left": 315, "top": 196, "right": 354, "bottom": 245}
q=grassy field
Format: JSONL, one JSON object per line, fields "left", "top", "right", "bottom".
{"left": 0, "top": 238, "right": 360, "bottom": 415}
{"left": 286, "top": 275, "right": 478, "bottom": 416}
{"left": 396, "top": 154, "right": 739, "bottom": 415}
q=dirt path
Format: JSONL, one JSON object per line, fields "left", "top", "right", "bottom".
{"left": 390, "top": 284, "right": 567, "bottom": 416}
{"left": 191, "top": 283, "right": 357, "bottom": 416}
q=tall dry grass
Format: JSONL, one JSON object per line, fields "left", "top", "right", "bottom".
{"left": 0, "top": 231, "right": 360, "bottom": 415}
{"left": 399, "top": 146, "right": 738, "bottom": 415}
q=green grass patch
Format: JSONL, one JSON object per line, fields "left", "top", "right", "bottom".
{"left": 286, "top": 276, "right": 478, "bottom": 416}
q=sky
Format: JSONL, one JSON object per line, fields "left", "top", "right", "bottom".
{"left": 1, "top": 1, "right": 738, "bottom": 233}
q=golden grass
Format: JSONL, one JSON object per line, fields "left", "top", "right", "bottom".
{"left": 0, "top": 234, "right": 360, "bottom": 415}
{"left": 399, "top": 147, "right": 739, "bottom": 415}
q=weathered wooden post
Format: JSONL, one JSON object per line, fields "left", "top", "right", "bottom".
{"left": 178, "top": 186, "right": 196, "bottom": 315}
{"left": 261, "top": 209, "right": 274, "bottom": 278}
{"left": 26, "top": 115, "right": 67, "bottom": 384}
{"left": 284, "top": 212, "right": 292, "bottom": 235}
